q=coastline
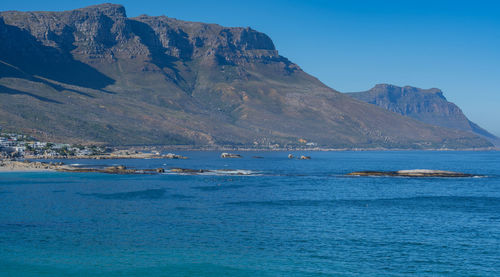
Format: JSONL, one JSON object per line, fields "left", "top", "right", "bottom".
{"left": 3, "top": 147, "right": 498, "bottom": 168}
{"left": 0, "top": 153, "right": 482, "bottom": 177}
{"left": 115, "top": 146, "right": 499, "bottom": 153}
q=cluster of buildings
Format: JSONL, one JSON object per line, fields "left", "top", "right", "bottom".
{"left": 0, "top": 128, "right": 107, "bottom": 158}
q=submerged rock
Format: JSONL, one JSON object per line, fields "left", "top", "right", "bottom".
{"left": 170, "top": 168, "right": 206, "bottom": 174}
{"left": 347, "top": 169, "right": 476, "bottom": 177}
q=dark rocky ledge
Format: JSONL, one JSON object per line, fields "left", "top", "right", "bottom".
{"left": 59, "top": 165, "right": 165, "bottom": 174}
{"left": 170, "top": 168, "right": 206, "bottom": 174}
{"left": 0, "top": 160, "right": 165, "bottom": 174}
{"left": 347, "top": 169, "right": 477, "bottom": 177}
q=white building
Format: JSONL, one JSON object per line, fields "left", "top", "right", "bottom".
{"left": 14, "top": 146, "right": 26, "bottom": 153}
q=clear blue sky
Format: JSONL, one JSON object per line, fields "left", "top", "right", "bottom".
{"left": 2, "top": 0, "right": 500, "bottom": 136}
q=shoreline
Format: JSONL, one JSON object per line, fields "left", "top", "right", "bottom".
{"left": 6, "top": 147, "right": 499, "bottom": 164}
{"left": 111, "top": 146, "right": 499, "bottom": 152}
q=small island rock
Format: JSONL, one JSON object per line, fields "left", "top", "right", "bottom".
{"left": 347, "top": 169, "right": 476, "bottom": 178}
{"left": 221, "top": 153, "right": 242, "bottom": 158}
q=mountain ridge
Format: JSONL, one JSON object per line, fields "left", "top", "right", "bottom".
{"left": 347, "top": 84, "right": 498, "bottom": 146}
{"left": 0, "top": 4, "right": 493, "bottom": 149}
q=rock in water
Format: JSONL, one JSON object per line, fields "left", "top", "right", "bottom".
{"left": 165, "top": 153, "right": 188, "bottom": 159}
{"left": 221, "top": 153, "right": 242, "bottom": 158}
{"left": 170, "top": 168, "right": 205, "bottom": 174}
{"left": 347, "top": 169, "right": 476, "bottom": 177}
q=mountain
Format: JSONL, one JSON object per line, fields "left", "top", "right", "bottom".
{"left": 0, "top": 4, "right": 492, "bottom": 149}
{"left": 348, "top": 84, "right": 498, "bottom": 146}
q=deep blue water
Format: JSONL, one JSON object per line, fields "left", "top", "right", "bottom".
{"left": 1, "top": 151, "right": 499, "bottom": 276}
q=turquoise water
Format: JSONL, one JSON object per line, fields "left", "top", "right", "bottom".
{"left": 1, "top": 151, "right": 499, "bottom": 276}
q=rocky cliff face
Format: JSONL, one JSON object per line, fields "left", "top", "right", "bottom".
{"left": 348, "top": 84, "right": 498, "bottom": 143}
{"left": 0, "top": 4, "right": 492, "bottom": 149}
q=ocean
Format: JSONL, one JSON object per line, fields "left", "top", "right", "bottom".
{"left": 1, "top": 151, "right": 499, "bottom": 276}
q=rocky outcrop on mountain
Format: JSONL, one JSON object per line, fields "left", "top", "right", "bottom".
{"left": 348, "top": 84, "right": 498, "bottom": 144}
{"left": 0, "top": 4, "right": 493, "bottom": 149}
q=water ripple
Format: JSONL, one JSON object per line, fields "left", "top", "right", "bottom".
{"left": 78, "top": 188, "right": 167, "bottom": 200}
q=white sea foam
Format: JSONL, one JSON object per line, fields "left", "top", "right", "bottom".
{"left": 166, "top": 169, "right": 261, "bottom": 176}
{"left": 206, "top": 169, "right": 258, "bottom": 176}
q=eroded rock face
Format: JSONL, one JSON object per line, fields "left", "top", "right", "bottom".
{"left": 0, "top": 4, "right": 283, "bottom": 69}
{"left": 132, "top": 15, "right": 279, "bottom": 63}
{"left": 1, "top": 4, "right": 128, "bottom": 56}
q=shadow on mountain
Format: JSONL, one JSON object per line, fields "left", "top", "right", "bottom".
{"left": 0, "top": 84, "right": 62, "bottom": 104}
{"left": 0, "top": 60, "right": 94, "bottom": 98}
{"left": 0, "top": 19, "right": 115, "bottom": 90}
{"left": 129, "top": 20, "right": 186, "bottom": 84}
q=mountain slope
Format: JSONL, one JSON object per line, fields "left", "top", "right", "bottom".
{"left": 0, "top": 4, "right": 492, "bottom": 149}
{"left": 348, "top": 84, "right": 498, "bottom": 145}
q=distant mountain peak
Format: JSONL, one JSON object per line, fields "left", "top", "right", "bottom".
{"left": 75, "top": 3, "right": 127, "bottom": 17}
{"left": 348, "top": 84, "right": 498, "bottom": 143}
{"left": 373, "top": 83, "right": 442, "bottom": 93}
{"left": 373, "top": 83, "right": 396, "bottom": 89}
